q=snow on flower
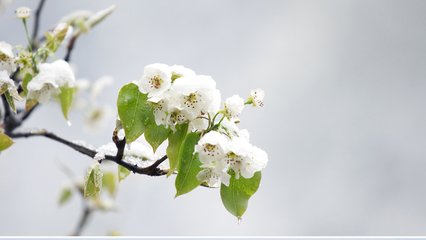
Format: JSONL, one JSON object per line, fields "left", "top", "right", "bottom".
{"left": 224, "top": 94, "right": 244, "bottom": 121}
{"left": 0, "top": 41, "right": 17, "bottom": 75}
{"left": 27, "top": 59, "right": 76, "bottom": 103}
{"left": 15, "top": 6, "right": 31, "bottom": 19}
{"left": 0, "top": 70, "right": 20, "bottom": 100}
{"left": 248, "top": 88, "right": 265, "bottom": 107}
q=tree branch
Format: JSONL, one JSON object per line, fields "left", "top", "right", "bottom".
{"left": 31, "top": 0, "right": 46, "bottom": 49}
{"left": 9, "top": 129, "right": 168, "bottom": 176}
{"left": 64, "top": 35, "right": 79, "bottom": 62}
{"left": 72, "top": 205, "right": 92, "bottom": 236}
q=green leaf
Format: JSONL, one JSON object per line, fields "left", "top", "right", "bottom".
{"left": 84, "top": 163, "right": 103, "bottom": 198}
{"left": 58, "top": 187, "right": 73, "bottom": 206}
{"left": 166, "top": 123, "right": 188, "bottom": 176}
{"left": 117, "top": 83, "right": 154, "bottom": 143}
{"left": 21, "top": 72, "right": 32, "bottom": 95}
{"left": 175, "top": 132, "right": 201, "bottom": 197}
{"left": 220, "top": 171, "right": 262, "bottom": 219}
{"left": 145, "top": 123, "right": 171, "bottom": 153}
{"left": 4, "top": 91, "right": 16, "bottom": 113}
{"left": 102, "top": 172, "right": 116, "bottom": 197}
{"left": 58, "top": 86, "right": 75, "bottom": 120}
{"left": 0, "top": 132, "right": 14, "bottom": 151}
{"left": 118, "top": 165, "right": 130, "bottom": 182}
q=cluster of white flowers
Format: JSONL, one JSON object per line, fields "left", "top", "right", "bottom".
{"left": 195, "top": 119, "right": 268, "bottom": 187}
{"left": 27, "top": 59, "right": 76, "bottom": 103}
{"left": 137, "top": 63, "right": 221, "bottom": 131}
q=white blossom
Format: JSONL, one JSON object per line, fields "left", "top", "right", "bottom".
{"left": 248, "top": 88, "right": 265, "bottom": 107}
{"left": 15, "top": 6, "right": 31, "bottom": 19}
{"left": 138, "top": 63, "right": 172, "bottom": 101}
{"left": 195, "top": 131, "right": 230, "bottom": 187}
{"left": 27, "top": 60, "right": 76, "bottom": 103}
{"left": 170, "top": 75, "right": 221, "bottom": 120}
{"left": 196, "top": 131, "right": 229, "bottom": 164}
{"left": 0, "top": 41, "right": 17, "bottom": 75}
{"left": 225, "top": 137, "right": 267, "bottom": 179}
{"left": 197, "top": 167, "right": 230, "bottom": 187}
{"left": 224, "top": 94, "right": 244, "bottom": 121}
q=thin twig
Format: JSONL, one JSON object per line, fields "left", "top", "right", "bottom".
{"left": 9, "top": 129, "right": 168, "bottom": 176}
{"left": 72, "top": 205, "right": 92, "bottom": 236}
{"left": 31, "top": 0, "right": 46, "bottom": 49}
{"left": 64, "top": 35, "right": 79, "bottom": 62}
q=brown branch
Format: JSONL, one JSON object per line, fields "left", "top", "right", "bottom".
{"left": 9, "top": 129, "right": 168, "bottom": 176}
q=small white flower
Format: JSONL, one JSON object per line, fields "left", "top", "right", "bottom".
{"left": 224, "top": 137, "right": 252, "bottom": 179}
{"left": 0, "top": 70, "right": 20, "bottom": 100}
{"left": 151, "top": 99, "right": 169, "bottom": 126}
{"left": 0, "top": 41, "right": 17, "bottom": 75}
{"left": 195, "top": 131, "right": 231, "bottom": 187}
{"left": 224, "top": 94, "right": 244, "bottom": 121}
{"left": 170, "top": 75, "right": 221, "bottom": 120}
{"left": 15, "top": 6, "right": 31, "bottom": 19}
{"left": 27, "top": 60, "right": 76, "bottom": 103}
{"left": 138, "top": 63, "right": 172, "bottom": 101}
{"left": 170, "top": 65, "right": 196, "bottom": 81}
{"left": 197, "top": 167, "right": 230, "bottom": 187}
{"left": 224, "top": 137, "right": 268, "bottom": 179}
{"left": 195, "top": 131, "right": 229, "bottom": 164}
{"left": 248, "top": 88, "right": 265, "bottom": 107}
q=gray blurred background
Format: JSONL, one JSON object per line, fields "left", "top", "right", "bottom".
{"left": 1, "top": 0, "right": 426, "bottom": 236}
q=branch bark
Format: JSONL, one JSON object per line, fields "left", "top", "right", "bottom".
{"left": 10, "top": 130, "right": 168, "bottom": 176}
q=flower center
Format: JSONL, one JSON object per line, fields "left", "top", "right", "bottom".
{"left": 226, "top": 152, "right": 243, "bottom": 166}
{"left": 203, "top": 143, "right": 219, "bottom": 157}
{"left": 149, "top": 75, "right": 163, "bottom": 89}
{"left": 170, "top": 111, "right": 186, "bottom": 124}
{"left": 184, "top": 93, "right": 199, "bottom": 109}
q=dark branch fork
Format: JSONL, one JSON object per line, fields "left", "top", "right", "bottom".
{"left": 9, "top": 130, "right": 168, "bottom": 176}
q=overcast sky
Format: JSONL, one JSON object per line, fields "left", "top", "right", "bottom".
{"left": 1, "top": 0, "right": 426, "bottom": 236}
